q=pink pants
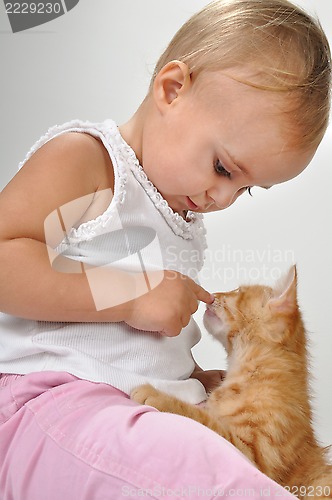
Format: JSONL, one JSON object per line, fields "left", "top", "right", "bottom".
{"left": 0, "top": 371, "right": 295, "bottom": 499}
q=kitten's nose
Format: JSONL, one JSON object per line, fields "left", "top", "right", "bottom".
{"left": 206, "top": 294, "right": 222, "bottom": 312}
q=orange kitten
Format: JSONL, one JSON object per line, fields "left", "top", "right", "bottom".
{"left": 132, "top": 267, "right": 332, "bottom": 499}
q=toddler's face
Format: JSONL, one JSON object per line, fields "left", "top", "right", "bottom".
{"left": 141, "top": 67, "right": 315, "bottom": 215}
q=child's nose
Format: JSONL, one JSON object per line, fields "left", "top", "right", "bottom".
{"left": 208, "top": 184, "right": 247, "bottom": 209}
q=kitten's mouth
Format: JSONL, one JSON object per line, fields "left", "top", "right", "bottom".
{"left": 205, "top": 303, "right": 218, "bottom": 317}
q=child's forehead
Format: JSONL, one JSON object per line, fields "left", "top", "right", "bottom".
{"left": 192, "top": 66, "right": 282, "bottom": 106}
{"left": 192, "top": 68, "right": 288, "bottom": 122}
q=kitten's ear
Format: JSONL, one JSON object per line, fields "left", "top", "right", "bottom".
{"left": 268, "top": 265, "right": 298, "bottom": 314}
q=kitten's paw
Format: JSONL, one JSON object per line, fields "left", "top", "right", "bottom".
{"left": 131, "top": 384, "right": 159, "bottom": 406}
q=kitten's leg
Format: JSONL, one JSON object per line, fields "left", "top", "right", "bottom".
{"left": 131, "top": 384, "right": 200, "bottom": 416}
{"left": 131, "top": 384, "right": 225, "bottom": 435}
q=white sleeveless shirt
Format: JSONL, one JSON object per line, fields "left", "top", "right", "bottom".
{"left": 0, "top": 119, "right": 208, "bottom": 403}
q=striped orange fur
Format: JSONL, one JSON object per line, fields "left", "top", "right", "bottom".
{"left": 132, "top": 266, "right": 332, "bottom": 499}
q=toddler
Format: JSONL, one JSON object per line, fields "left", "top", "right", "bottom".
{"left": 0, "top": 0, "right": 330, "bottom": 498}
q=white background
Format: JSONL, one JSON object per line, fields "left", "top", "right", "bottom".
{"left": 0, "top": 0, "right": 331, "bottom": 450}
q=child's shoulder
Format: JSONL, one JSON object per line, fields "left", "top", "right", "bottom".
{"left": 0, "top": 131, "right": 114, "bottom": 245}
{"left": 27, "top": 131, "right": 114, "bottom": 194}
{"left": 18, "top": 130, "right": 115, "bottom": 208}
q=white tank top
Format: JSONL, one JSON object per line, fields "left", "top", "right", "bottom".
{"left": 0, "top": 119, "right": 208, "bottom": 403}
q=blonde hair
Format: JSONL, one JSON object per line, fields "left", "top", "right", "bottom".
{"left": 151, "top": 0, "right": 331, "bottom": 150}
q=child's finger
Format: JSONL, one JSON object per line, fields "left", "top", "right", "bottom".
{"left": 192, "top": 282, "right": 214, "bottom": 304}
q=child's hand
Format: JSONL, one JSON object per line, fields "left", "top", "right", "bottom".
{"left": 124, "top": 270, "right": 214, "bottom": 337}
{"left": 190, "top": 369, "right": 226, "bottom": 393}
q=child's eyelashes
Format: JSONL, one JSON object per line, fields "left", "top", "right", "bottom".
{"left": 214, "top": 159, "right": 254, "bottom": 197}
{"left": 214, "top": 159, "right": 231, "bottom": 177}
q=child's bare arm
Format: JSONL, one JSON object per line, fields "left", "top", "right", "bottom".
{"left": 0, "top": 133, "right": 212, "bottom": 331}
{"left": 0, "top": 132, "right": 119, "bottom": 322}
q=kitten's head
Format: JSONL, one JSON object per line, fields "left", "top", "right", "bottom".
{"left": 203, "top": 266, "right": 301, "bottom": 355}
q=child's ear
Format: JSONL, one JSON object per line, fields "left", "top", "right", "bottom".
{"left": 152, "top": 60, "right": 191, "bottom": 111}
{"left": 268, "top": 265, "right": 298, "bottom": 314}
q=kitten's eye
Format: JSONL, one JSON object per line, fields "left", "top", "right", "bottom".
{"left": 247, "top": 187, "right": 253, "bottom": 197}
{"left": 214, "top": 159, "right": 231, "bottom": 178}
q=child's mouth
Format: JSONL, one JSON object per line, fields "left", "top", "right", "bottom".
{"left": 186, "top": 197, "right": 199, "bottom": 210}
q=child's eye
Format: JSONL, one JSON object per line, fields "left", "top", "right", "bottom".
{"left": 214, "top": 159, "right": 231, "bottom": 177}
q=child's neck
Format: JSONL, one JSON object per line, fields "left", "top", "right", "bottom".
{"left": 119, "top": 97, "right": 150, "bottom": 166}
